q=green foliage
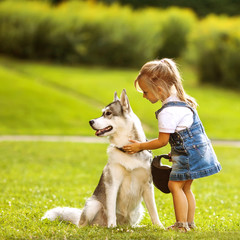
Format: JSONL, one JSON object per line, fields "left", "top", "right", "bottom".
{"left": 1, "top": 1, "right": 240, "bottom": 89}
{"left": 0, "top": 2, "right": 49, "bottom": 58}
{"left": 156, "top": 8, "right": 196, "bottom": 58}
{"left": 190, "top": 15, "right": 240, "bottom": 89}
{"left": 0, "top": 1, "right": 196, "bottom": 67}
{"left": 100, "top": 0, "right": 240, "bottom": 17}
{"left": 0, "top": 1, "right": 75, "bottom": 61}
{"left": 0, "top": 142, "right": 239, "bottom": 239}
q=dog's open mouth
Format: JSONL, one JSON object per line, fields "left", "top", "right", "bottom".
{"left": 95, "top": 126, "right": 113, "bottom": 136}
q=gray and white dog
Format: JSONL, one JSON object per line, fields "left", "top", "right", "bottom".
{"left": 42, "top": 89, "right": 163, "bottom": 228}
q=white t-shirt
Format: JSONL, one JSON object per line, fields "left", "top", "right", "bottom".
{"left": 157, "top": 95, "right": 193, "bottom": 133}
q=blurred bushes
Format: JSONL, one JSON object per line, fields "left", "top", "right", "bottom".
{"left": 190, "top": 15, "right": 240, "bottom": 88}
{"left": 0, "top": 1, "right": 239, "bottom": 88}
{"left": 0, "top": 1, "right": 196, "bottom": 67}
{"left": 101, "top": 0, "right": 240, "bottom": 17}
{"left": 156, "top": 8, "right": 196, "bottom": 58}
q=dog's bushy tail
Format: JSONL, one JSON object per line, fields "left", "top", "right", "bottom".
{"left": 42, "top": 207, "right": 82, "bottom": 226}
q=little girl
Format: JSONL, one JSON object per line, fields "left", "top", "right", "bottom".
{"left": 123, "top": 58, "right": 221, "bottom": 232}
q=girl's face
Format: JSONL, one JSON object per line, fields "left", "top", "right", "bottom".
{"left": 138, "top": 78, "right": 161, "bottom": 104}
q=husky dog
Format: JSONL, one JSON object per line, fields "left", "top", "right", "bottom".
{"left": 42, "top": 89, "right": 163, "bottom": 228}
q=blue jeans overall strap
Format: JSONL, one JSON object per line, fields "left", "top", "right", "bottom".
{"left": 155, "top": 101, "right": 222, "bottom": 181}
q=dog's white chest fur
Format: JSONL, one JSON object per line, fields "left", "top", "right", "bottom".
{"left": 107, "top": 146, "right": 151, "bottom": 171}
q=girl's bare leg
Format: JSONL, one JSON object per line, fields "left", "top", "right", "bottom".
{"left": 183, "top": 180, "right": 195, "bottom": 224}
{"left": 168, "top": 180, "right": 188, "bottom": 223}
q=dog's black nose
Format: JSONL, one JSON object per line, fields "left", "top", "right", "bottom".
{"left": 89, "top": 120, "right": 94, "bottom": 126}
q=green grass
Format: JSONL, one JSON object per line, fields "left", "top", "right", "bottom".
{"left": 0, "top": 142, "right": 239, "bottom": 239}
{"left": 0, "top": 56, "right": 240, "bottom": 139}
{"left": 0, "top": 56, "right": 239, "bottom": 239}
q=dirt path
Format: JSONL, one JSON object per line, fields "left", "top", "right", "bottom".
{"left": 0, "top": 135, "right": 107, "bottom": 143}
{"left": 0, "top": 135, "right": 240, "bottom": 147}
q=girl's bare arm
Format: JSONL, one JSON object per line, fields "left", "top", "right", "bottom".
{"left": 123, "top": 132, "right": 170, "bottom": 154}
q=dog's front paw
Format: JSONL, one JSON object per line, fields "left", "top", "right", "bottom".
{"left": 156, "top": 221, "right": 165, "bottom": 230}
{"left": 107, "top": 221, "right": 117, "bottom": 228}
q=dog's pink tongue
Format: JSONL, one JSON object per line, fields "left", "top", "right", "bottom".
{"left": 95, "top": 130, "right": 101, "bottom": 136}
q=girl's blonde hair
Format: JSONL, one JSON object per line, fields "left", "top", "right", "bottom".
{"left": 135, "top": 58, "right": 197, "bottom": 109}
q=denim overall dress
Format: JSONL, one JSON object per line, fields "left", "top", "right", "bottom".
{"left": 155, "top": 101, "right": 221, "bottom": 181}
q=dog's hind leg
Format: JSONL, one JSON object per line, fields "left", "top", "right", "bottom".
{"left": 79, "top": 197, "right": 104, "bottom": 227}
{"left": 129, "top": 203, "right": 145, "bottom": 226}
{"left": 91, "top": 207, "right": 107, "bottom": 226}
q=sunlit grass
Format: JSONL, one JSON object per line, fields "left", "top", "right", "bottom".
{"left": 0, "top": 142, "right": 239, "bottom": 239}
{"left": 0, "top": 56, "right": 239, "bottom": 139}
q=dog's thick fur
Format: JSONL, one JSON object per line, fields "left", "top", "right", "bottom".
{"left": 42, "top": 90, "right": 163, "bottom": 228}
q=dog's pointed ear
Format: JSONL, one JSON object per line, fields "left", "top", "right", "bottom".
{"left": 114, "top": 91, "right": 120, "bottom": 101}
{"left": 120, "top": 89, "right": 132, "bottom": 113}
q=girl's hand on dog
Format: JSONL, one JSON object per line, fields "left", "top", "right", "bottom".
{"left": 123, "top": 140, "right": 141, "bottom": 154}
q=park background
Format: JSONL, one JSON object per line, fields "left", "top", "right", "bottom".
{"left": 0, "top": 0, "right": 239, "bottom": 239}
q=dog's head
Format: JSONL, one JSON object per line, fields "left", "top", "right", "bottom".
{"left": 89, "top": 89, "right": 133, "bottom": 137}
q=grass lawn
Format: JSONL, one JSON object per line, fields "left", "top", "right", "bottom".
{"left": 0, "top": 56, "right": 240, "bottom": 139}
{"left": 0, "top": 142, "right": 239, "bottom": 239}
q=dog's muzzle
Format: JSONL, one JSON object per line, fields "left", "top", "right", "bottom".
{"left": 89, "top": 120, "right": 113, "bottom": 136}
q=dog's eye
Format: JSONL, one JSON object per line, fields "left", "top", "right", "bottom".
{"left": 105, "top": 111, "right": 112, "bottom": 116}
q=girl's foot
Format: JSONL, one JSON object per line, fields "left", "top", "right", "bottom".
{"left": 166, "top": 222, "right": 190, "bottom": 232}
{"left": 188, "top": 222, "right": 196, "bottom": 229}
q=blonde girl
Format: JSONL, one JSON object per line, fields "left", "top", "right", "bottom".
{"left": 123, "top": 58, "right": 221, "bottom": 232}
